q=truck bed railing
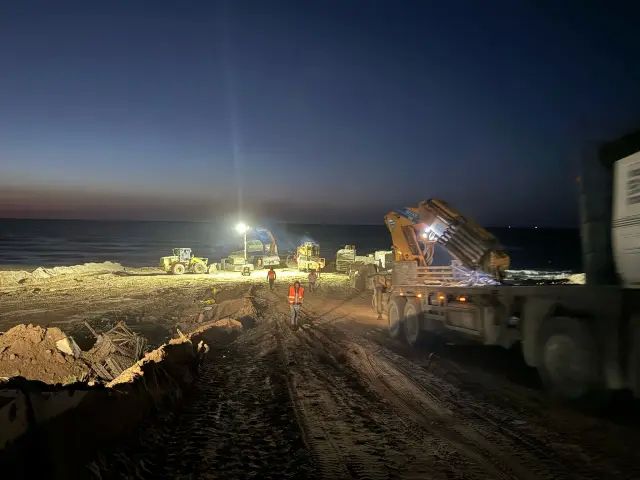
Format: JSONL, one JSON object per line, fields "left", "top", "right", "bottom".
{"left": 393, "top": 261, "right": 500, "bottom": 287}
{"left": 414, "top": 266, "right": 456, "bottom": 285}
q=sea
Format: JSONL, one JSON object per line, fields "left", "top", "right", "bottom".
{"left": 0, "top": 219, "right": 583, "bottom": 272}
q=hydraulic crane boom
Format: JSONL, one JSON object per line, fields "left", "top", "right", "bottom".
{"left": 384, "top": 199, "right": 510, "bottom": 280}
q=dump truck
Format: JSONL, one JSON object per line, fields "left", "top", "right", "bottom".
{"left": 376, "top": 131, "right": 640, "bottom": 400}
{"left": 160, "top": 248, "right": 210, "bottom": 275}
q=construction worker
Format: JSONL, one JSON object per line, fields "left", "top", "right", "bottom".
{"left": 373, "top": 273, "right": 387, "bottom": 320}
{"left": 267, "top": 267, "right": 277, "bottom": 290}
{"left": 288, "top": 280, "right": 304, "bottom": 329}
{"left": 307, "top": 270, "right": 318, "bottom": 292}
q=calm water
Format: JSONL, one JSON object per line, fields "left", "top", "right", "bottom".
{"left": 0, "top": 219, "right": 582, "bottom": 271}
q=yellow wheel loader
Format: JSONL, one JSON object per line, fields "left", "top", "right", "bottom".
{"left": 160, "top": 248, "right": 209, "bottom": 275}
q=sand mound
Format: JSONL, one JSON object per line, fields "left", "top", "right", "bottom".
{"left": 0, "top": 324, "right": 90, "bottom": 384}
{"left": 237, "top": 295, "right": 258, "bottom": 318}
{"left": 202, "top": 298, "right": 245, "bottom": 321}
{"left": 211, "top": 318, "right": 243, "bottom": 331}
{"left": 0, "top": 262, "right": 123, "bottom": 287}
{"left": 0, "top": 270, "right": 31, "bottom": 286}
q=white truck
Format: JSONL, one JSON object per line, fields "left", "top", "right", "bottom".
{"left": 378, "top": 131, "right": 640, "bottom": 400}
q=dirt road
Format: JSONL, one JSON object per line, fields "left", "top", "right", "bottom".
{"left": 90, "top": 283, "right": 640, "bottom": 480}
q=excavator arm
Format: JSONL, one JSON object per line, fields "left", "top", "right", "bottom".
{"left": 254, "top": 227, "right": 278, "bottom": 256}
{"left": 385, "top": 199, "right": 510, "bottom": 280}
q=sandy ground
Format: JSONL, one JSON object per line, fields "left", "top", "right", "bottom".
{"left": 87, "top": 282, "right": 640, "bottom": 479}
{"left": 2, "top": 263, "right": 640, "bottom": 478}
{"left": 0, "top": 264, "right": 344, "bottom": 348}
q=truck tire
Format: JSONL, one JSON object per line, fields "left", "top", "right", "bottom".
{"left": 193, "top": 262, "right": 206, "bottom": 274}
{"left": 537, "top": 317, "right": 600, "bottom": 400}
{"left": 388, "top": 296, "right": 406, "bottom": 340}
{"left": 404, "top": 298, "right": 429, "bottom": 347}
{"left": 171, "top": 263, "right": 186, "bottom": 275}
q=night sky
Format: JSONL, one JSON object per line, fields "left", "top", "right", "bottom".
{"left": 1, "top": 1, "right": 639, "bottom": 226}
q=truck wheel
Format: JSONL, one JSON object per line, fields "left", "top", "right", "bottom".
{"left": 388, "top": 296, "right": 406, "bottom": 340}
{"left": 537, "top": 317, "right": 599, "bottom": 400}
{"left": 193, "top": 263, "right": 206, "bottom": 274}
{"left": 171, "top": 263, "right": 186, "bottom": 275}
{"left": 404, "top": 298, "right": 429, "bottom": 347}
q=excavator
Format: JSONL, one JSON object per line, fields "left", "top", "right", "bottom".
{"left": 223, "top": 226, "right": 281, "bottom": 271}
{"left": 251, "top": 227, "right": 280, "bottom": 268}
{"left": 384, "top": 198, "right": 510, "bottom": 280}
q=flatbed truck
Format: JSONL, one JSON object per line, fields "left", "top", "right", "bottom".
{"left": 378, "top": 131, "right": 640, "bottom": 399}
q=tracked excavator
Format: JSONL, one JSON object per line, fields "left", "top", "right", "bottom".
{"left": 223, "top": 227, "right": 281, "bottom": 271}
{"left": 251, "top": 227, "right": 280, "bottom": 268}
{"left": 384, "top": 199, "right": 510, "bottom": 280}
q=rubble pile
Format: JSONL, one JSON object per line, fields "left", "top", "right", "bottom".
{"left": 0, "top": 320, "right": 147, "bottom": 384}
{"left": 83, "top": 322, "right": 147, "bottom": 381}
{"left": 0, "top": 324, "right": 90, "bottom": 384}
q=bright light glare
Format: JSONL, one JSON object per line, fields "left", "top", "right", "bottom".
{"left": 235, "top": 222, "right": 249, "bottom": 234}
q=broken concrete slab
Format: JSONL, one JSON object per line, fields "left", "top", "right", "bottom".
{"left": 55, "top": 337, "right": 81, "bottom": 358}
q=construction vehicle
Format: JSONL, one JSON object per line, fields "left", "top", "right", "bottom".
{"left": 376, "top": 131, "right": 640, "bottom": 400}
{"left": 337, "top": 245, "right": 394, "bottom": 274}
{"left": 223, "top": 227, "right": 280, "bottom": 270}
{"left": 249, "top": 227, "right": 281, "bottom": 269}
{"left": 295, "top": 241, "right": 325, "bottom": 272}
{"left": 336, "top": 245, "right": 357, "bottom": 273}
{"left": 220, "top": 255, "right": 255, "bottom": 273}
{"left": 160, "top": 248, "right": 209, "bottom": 275}
{"left": 384, "top": 199, "right": 510, "bottom": 279}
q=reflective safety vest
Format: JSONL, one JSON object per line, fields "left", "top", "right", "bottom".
{"left": 267, "top": 270, "right": 276, "bottom": 280}
{"left": 288, "top": 285, "right": 304, "bottom": 304}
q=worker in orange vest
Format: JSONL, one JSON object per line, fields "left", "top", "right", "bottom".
{"left": 288, "top": 280, "right": 305, "bottom": 329}
{"left": 267, "top": 267, "right": 277, "bottom": 290}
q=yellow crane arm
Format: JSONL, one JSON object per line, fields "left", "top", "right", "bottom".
{"left": 384, "top": 199, "right": 510, "bottom": 280}
{"left": 384, "top": 208, "right": 436, "bottom": 267}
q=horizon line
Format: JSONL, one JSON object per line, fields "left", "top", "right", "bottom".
{"left": 0, "top": 216, "right": 578, "bottom": 229}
